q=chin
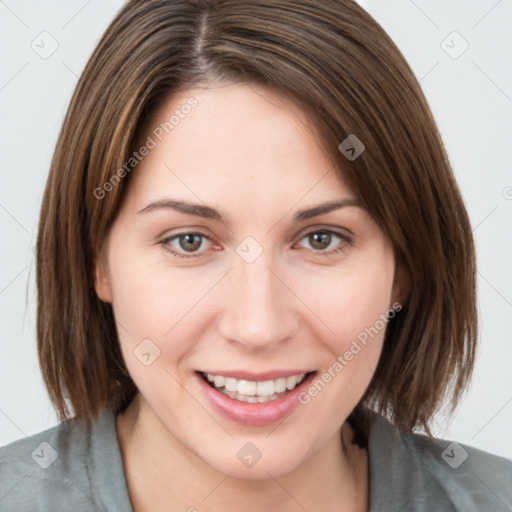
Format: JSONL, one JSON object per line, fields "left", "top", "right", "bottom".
{"left": 192, "top": 438, "right": 311, "bottom": 481}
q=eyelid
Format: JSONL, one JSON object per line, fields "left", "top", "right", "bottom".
{"left": 295, "top": 224, "right": 353, "bottom": 240}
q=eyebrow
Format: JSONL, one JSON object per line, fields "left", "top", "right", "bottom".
{"left": 137, "top": 197, "right": 361, "bottom": 225}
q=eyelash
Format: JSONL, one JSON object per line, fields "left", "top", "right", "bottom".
{"left": 159, "top": 229, "right": 353, "bottom": 259}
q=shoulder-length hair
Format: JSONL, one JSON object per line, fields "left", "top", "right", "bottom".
{"left": 36, "top": 0, "right": 477, "bottom": 434}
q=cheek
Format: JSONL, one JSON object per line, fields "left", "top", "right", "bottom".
{"left": 334, "top": 274, "right": 393, "bottom": 344}
{"left": 108, "top": 231, "right": 394, "bottom": 373}
{"left": 294, "top": 269, "right": 393, "bottom": 424}
{"left": 108, "top": 263, "right": 203, "bottom": 401}
{"left": 108, "top": 248, "right": 211, "bottom": 334}
{"left": 106, "top": 247, "right": 217, "bottom": 376}
{"left": 297, "top": 257, "right": 394, "bottom": 345}
{"left": 292, "top": 251, "right": 395, "bottom": 400}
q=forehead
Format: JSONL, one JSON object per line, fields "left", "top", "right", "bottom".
{"left": 127, "top": 83, "right": 350, "bottom": 207}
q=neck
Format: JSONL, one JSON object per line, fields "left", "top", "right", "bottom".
{"left": 116, "top": 394, "right": 369, "bottom": 512}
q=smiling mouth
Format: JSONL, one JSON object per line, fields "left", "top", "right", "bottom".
{"left": 199, "top": 371, "right": 317, "bottom": 403}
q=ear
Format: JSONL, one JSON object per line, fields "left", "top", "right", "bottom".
{"left": 94, "top": 240, "right": 113, "bottom": 304}
{"left": 391, "top": 258, "right": 411, "bottom": 309}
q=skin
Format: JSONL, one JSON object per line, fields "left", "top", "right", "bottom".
{"left": 94, "top": 82, "right": 408, "bottom": 512}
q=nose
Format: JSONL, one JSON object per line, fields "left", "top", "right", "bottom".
{"left": 216, "top": 251, "right": 300, "bottom": 352}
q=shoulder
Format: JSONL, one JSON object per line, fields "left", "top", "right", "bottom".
{"left": 0, "top": 406, "right": 132, "bottom": 511}
{"left": 367, "top": 411, "right": 512, "bottom": 512}
{"left": 0, "top": 415, "right": 96, "bottom": 511}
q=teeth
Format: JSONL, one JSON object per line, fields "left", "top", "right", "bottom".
{"left": 224, "top": 377, "right": 238, "bottom": 392}
{"left": 286, "top": 375, "right": 298, "bottom": 390}
{"left": 274, "top": 378, "right": 287, "bottom": 393}
{"left": 221, "top": 388, "right": 286, "bottom": 403}
{"left": 256, "top": 380, "right": 275, "bottom": 396}
{"left": 213, "top": 375, "right": 226, "bottom": 388}
{"left": 237, "top": 380, "right": 257, "bottom": 396}
{"left": 205, "top": 372, "right": 307, "bottom": 397}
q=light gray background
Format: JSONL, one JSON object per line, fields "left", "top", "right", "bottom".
{"left": 1, "top": 0, "right": 511, "bottom": 460}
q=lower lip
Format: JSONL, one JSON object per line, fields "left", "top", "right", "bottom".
{"left": 195, "top": 371, "right": 317, "bottom": 427}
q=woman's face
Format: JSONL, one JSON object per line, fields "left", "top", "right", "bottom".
{"left": 95, "top": 82, "right": 404, "bottom": 479}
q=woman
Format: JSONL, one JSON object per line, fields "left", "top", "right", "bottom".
{"left": 1, "top": 0, "right": 511, "bottom": 510}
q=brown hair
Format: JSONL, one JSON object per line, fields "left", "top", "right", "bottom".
{"left": 36, "top": 0, "right": 477, "bottom": 434}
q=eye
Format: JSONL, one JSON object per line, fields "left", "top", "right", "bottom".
{"left": 295, "top": 229, "right": 352, "bottom": 256}
{"left": 160, "top": 232, "right": 213, "bottom": 259}
{"left": 159, "top": 228, "right": 352, "bottom": 259}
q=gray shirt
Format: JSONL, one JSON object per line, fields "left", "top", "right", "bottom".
{"left": 1, "top": 406, "right": 511, "bottom": 511}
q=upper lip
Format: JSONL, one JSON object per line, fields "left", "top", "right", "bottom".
{"left": 197, "top": 369, "right": 316, "bottom": 381}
